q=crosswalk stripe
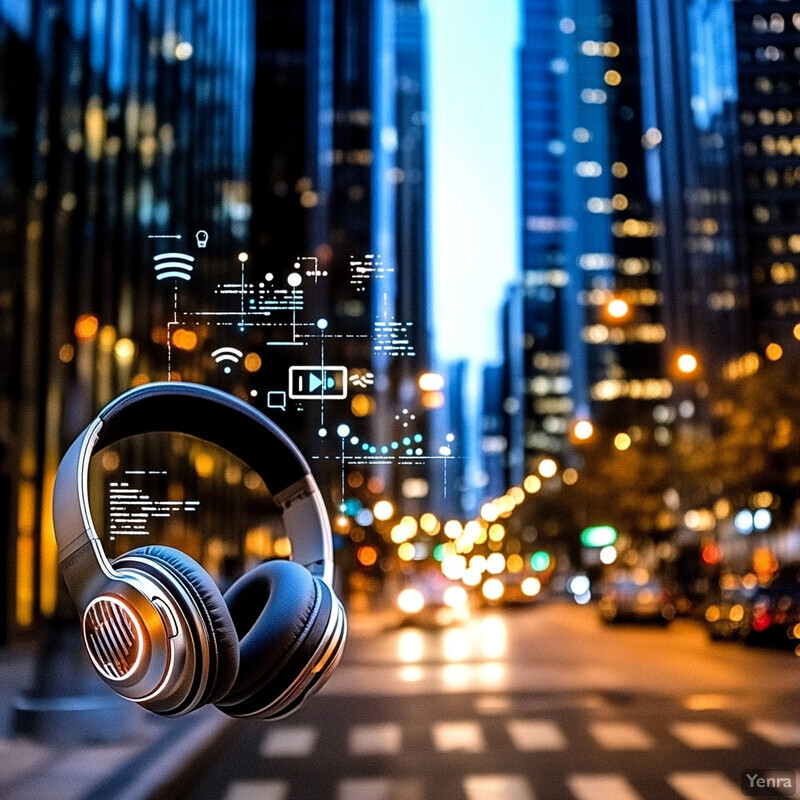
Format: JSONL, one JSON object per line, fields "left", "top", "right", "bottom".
{"left": 463, "top": 774, "right": 535, "bottom": 800}
{"left": 336, "top": 778, "right": 424, "bottom": 800}
{"left": 224, "top": 780, "right": 289, "bottom": 800}
{"left": 432, "top": 721, "right": 485, "bottom": 753}
{"left": 567, "top": 773, "right": 642, "bottom": 800}
{"left": 348, "top": 723, "right": 403, "bottom": 755}
{"left": 670, "top": 722, "right": 739, "bottom": 749}
{"left": 589, "top": 722, "right": 654, "bottom": 750}
{"left": 668, "top": 771, "right": 748, "bottom": 800}
{"left": 749, "top": 720, "right": 800, "bottom": 746}
{"left": 505, "top": 719, "right": 566, "bottom": 751}
{"left": 260, "top": 725, "right": 318, "bottom": 758}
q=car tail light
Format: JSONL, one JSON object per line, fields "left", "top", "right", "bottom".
{"left": 753, "top": 607, "right": 772, "bottom": 632}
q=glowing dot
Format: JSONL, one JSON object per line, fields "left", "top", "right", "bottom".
{"left": 766, "top": 342, "right": 783, "bottom": 361}
{"left": 250, "top": 390, "right": 258, "bottom": 397}
{"left": 676, "top": 352, "right": 698, "bottom": 374}
{"left": 439, "top": 446, "right": 451, "bottom": 456}
{"left": 446, "top": 433, "right": 455, "bottom": 442}
{"left": 607, "top": 298, "right": 629, "bottom": 319}
{"left": 317, "top": 318, "right": 329, "bottom": 330}
{"left": 294, "top": 262, "right": 300, "bottom": 269}
{"left": 318, "top": 427, "right": 327, "bottom": 437}
{"left": 224, "top": 366, "right": 231, "bottom": 374}
{"left": 287, "top": 272, "right": 302, "bottom": 287}
{"left": 265, "top": 273, "right": 273, "bottom": 281}
{"left": 337, "top": 424, "right": 350, "bottom": 437}
{"left": 238, "top": 252, "right": 249, "bottom": 262}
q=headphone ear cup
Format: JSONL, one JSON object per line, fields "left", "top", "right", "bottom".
{"left": 215, "top": 559, "right": 344, "bottom": 719}
{"left": 113, "top": 545, "right": 240, "bottom": 708}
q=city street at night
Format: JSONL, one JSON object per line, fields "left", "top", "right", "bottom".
{"left": 5, "top": 2, "right": 800, "bottom": 800}
{"left": 184, "top": 602, "right": 800, "bottom": 800}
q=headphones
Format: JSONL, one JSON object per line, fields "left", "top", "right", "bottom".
{"left": 52, "top": 381, "right": 346, "bottom": 719}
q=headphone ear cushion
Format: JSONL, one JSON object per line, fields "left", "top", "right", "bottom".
{"left": 215, "top": 559, "right": 328, "bottom": 718}
{"left": 117, "top": 545, "right": 240, "bottom": 705}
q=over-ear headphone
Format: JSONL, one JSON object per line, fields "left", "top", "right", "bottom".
{"left": 52, "top": 381, "right": 346, "bottom": 719}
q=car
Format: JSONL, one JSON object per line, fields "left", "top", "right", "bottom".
{"left": 481, "top": 571, "right": 544, "bottom": 607}
{"left": 394, "top": 568, "right": 473, "bottom": 627}
{"left": 740, "top": 566, "right": 800, "bottom": 648}
{"left": 704, "top": 578, "right": 756, "bottom": 641}
{"left": 598, "top": 573, "right": 676, "bottom": 625}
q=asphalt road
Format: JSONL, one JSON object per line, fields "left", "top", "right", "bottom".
{"left": 183, "top": 601, "right": 800, "bottom": 800}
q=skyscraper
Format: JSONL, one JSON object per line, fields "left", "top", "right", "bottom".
{"left": 519, "top": 0, "right": 667, "bottom": 468}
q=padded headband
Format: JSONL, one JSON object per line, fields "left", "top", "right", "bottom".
{"left": 53, "top": 382, "right": 333, "bottom": 612}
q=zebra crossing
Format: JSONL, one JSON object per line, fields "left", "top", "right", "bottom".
{"left": 220, "top": 714, "right": 800, "bottom": 800}
{"left": 222, "top": 772, "right": 781, "bottom": 800}
{"left": 254, "top": 716, "right": 798, "bottom": 758}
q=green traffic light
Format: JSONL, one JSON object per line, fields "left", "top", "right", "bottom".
{"left": 580, "top": 525, "right": 618, "bottom": 547}
{"left": 530, "top": 551, "right": 551, "bottom": 572}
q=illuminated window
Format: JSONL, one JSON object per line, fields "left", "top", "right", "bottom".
{"left": 755, "top": 76, "right": 774, "bottom": 94}
{"left": 604, "top": 69, "right": 621, "bottom": 86}
{"left": 573, "top": 127, "right": 591, "bottom": 143}
{"left": 771, "top": 262, "right": 796, "bottom": 284}
{"left": 611, "top": 161, "right": 628, "bottom": 178}
{"left": 752, "top": 205, "right": 770, "bottom": 223}
{"left": 611, "top": 194, "right": 628, "bottom": 210}
{"left": 575, "top": 160, "right": 602, "bottom": 177}
{"left": 770, "top": 13, "right": 785, "bottom": 33}
{"left": 642, "top": 128, "right": 662, "bottom": 148}
{"left": 580, "top": 88, "right": 607, "bottom": 104}
{"left": 587, "top": 197, "right": 612, "bottom": 213}
{"left": 752, "top": 15, "right": 767, "bottom": 33}
{"left": 756, "top": 46, "right": 784, "bottom": 62}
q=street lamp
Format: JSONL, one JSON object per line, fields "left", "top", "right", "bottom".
{"left": 606, "top": 298, "right": 630, "bottom": 320}
{"left": 675, "top": 351, "right": 699, "bottom": 376}
{"left": 572, "top": 419, "right": 594, "bottom": 442}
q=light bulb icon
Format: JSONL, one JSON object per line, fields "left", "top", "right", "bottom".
{"left": 195, "top": 230, "right": 208, "bottom": 248}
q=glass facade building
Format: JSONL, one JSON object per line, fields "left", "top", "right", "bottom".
{"left": 0, "top": 0, "right": 434, "bottom": 639}
{"left": 518, "top": 0, "right": 665, "bottom": 468}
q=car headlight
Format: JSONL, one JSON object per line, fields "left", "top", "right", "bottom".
{"left": 443, "top": 585, "right": 468, "bottom": 608}
{"left": 482, "top": 578, "right": 505, "bottom": 601}
{"left": 398, "top": 588, "right": 425, "bottom": 614}
{"left": 521, "top": 577, "right": 541, "bottom": 597}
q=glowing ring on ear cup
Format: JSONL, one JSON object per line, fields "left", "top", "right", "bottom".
{"left": 83, "top": 596, "right": 145, "bottom": 681}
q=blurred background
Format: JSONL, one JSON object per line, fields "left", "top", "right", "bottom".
{"left": 2, "top": 1, "right": 800, "bottom": 799}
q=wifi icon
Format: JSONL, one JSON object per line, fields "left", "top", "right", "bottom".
{"left": 153, "top": 252, "right": 195, "bottom": 281}
{"left": 211, "top": 347, "right": 244, "bottom": 374}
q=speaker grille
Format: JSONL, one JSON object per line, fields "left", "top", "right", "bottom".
{"left": 84, "top": 597, "right": 141, "bottom": 680}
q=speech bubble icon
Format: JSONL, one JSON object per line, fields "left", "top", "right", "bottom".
{"left": 267, "top": 391, "right": 287, "bottom": 411}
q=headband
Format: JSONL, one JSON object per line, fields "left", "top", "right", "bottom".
{"left": 52, "top": 382, "right": 332, "bottom": 613}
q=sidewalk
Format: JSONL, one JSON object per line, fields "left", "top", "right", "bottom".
{"left": 0, "top": 609, "right": 387, "bottom": 800}
{"left": 0, "top": 637, "right": 235, "bottom": 800}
